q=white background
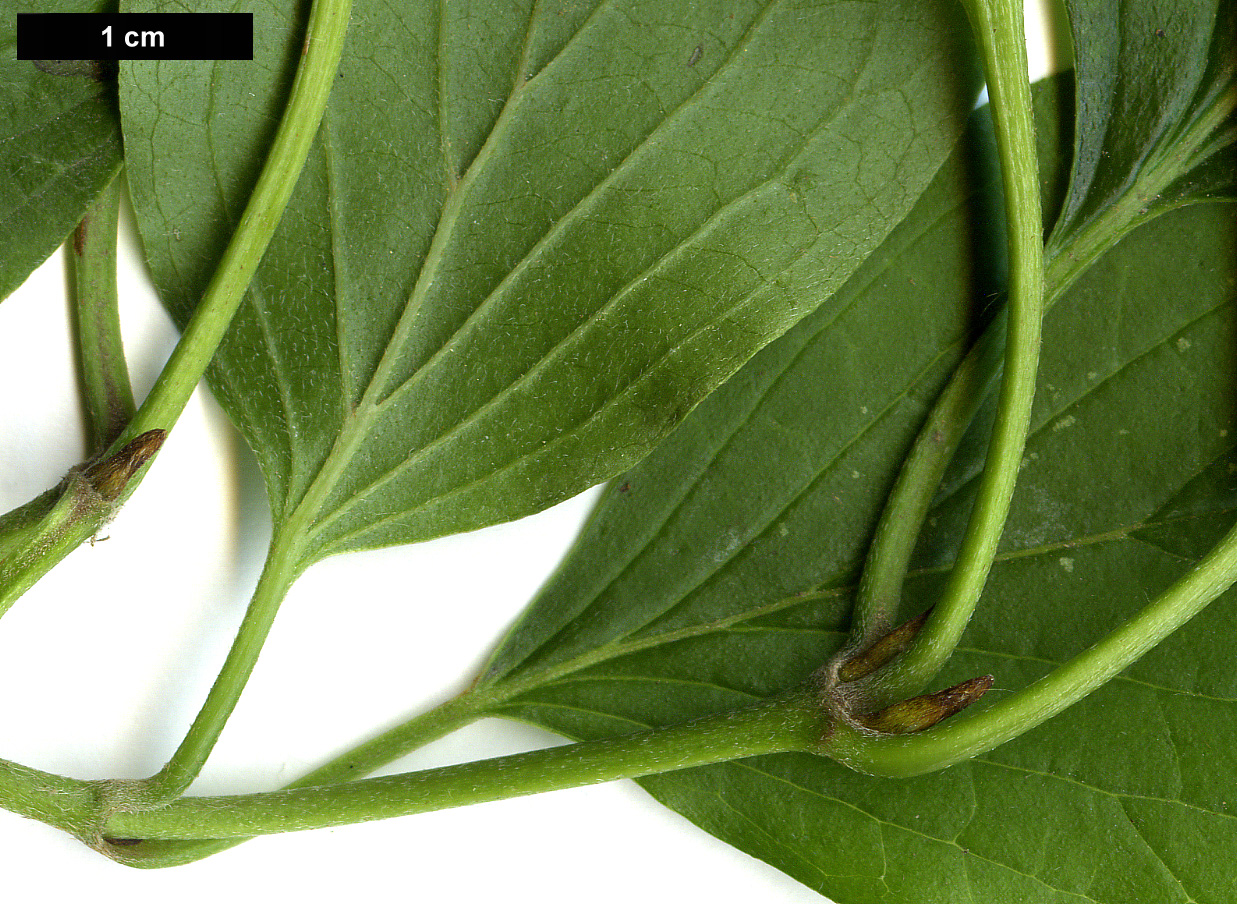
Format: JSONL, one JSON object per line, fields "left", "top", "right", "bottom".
{"left": 0, "top": 6, "right": 1062, "bottom": 901}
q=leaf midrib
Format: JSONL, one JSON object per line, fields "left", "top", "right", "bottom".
{"left": 277, "top": 0, "right": 891, "bottom": 555}
{"left": 472, "top": 181, "right": 1023, "bottom": 688}
{"left": 477, "top": 504, "right": 1235, "bottom": 713}
{"left": 266, "top": 0, "right": 607, "bottom": 540}
{"left": 927, "top": 286, "right": 1237, "bottom": 521}
{"left": 481, "top": 399, "right": 1237, "bottom": 706}
{"left": 311, "top": 47, "right": 961, "bottom": 550}
{"left": 1049, "top": 73, "right": 1237, "bottom": 259}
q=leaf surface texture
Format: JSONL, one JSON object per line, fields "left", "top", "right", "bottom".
{"left": 479, "top": 82, "right": 1237, "bottom": 903}
{"left": 1049, "top": 0, "right": 1235, "bottom": 249}
{"left": 0, "top": 1, "right": 122, "bottom": 302}
{"left": 119, "top": 0, "right": 978, "bottom": 558}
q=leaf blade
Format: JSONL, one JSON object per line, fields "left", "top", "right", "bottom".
{"left": 1049, "top": 0, "right": 1235, "bottom": 249}
{"left": 120, "top": 0, "right": 980, "bottom": 556}
{"left": 476, "top": 79, "right": 1237, "bottom": 902}
{"left": 0, "top": 2, "right": 122, "bottom": 302}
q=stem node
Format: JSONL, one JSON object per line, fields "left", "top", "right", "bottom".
{"left": 82, "top": 429, "right": 167, "bottom": 502}
{"left": 836, "top": 607, "right": 933, "bottom": 682}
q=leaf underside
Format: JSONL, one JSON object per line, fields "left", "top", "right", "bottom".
{"left": 0, "top": 1, "right": 122, "bottom": 302}
{"left": 1049, "top": 0, "right": 1235, "bottom": 249}
{"left": 477, "top": 75, "right": 1237, "bottom": 904}
{"left": 119, "top": 0, "right": 978, "bottom": 563}
{"left": 113, "top": 0, "right": 1237, "bottom": 900}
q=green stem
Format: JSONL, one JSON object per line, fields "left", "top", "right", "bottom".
{"left": 849, "top": 311, "right": 1007, "bottom": 643}
{"left": 6, "top": 0, "right": 355, "bottom": 803}
{"left": 103, "top": 690, "right": 489, "bottom": 866}
{"left": 112, "top": 0, "right": 353, "bottom": 451}
{"left": 0, "top": 0, "right": 353, "bottom": 614}
{"left": 295, "top": 692, "right": 489, "bottom": 786}
{"left": 830, "top": 513, "right": 1237, "bottom": 777}
{"left": 104, "top": 692, "right": 820, "bottom": 841}
{"left": 139, "top": 528, "right": 304, "bottom": 803}
{"left": 9, "top": 505, "right": 1237, "bottom": 850}
{"left": 1044, "top": 81, "right": 1237, "bottom": 293}
{"left": 12, "top": 504, "right": 1237, "bottom": 850}
{"left": 0, "top": 758, "right": 96, "bottom": 837}
{"left": 69, "top": 168, "right": 133, "bottom": 453}
{"left": 0, "top": 432, "right": 164, "bottom": 619}
{"left": 0, "top": 481, "right": 110, "bottom": 619}
{"left": 850, "top": 57, "right": 1237, "bottom": 654}
{"left": 11, "top": 501, "right": 1237, "bottom": 849}
{"left": 854, "top": 0, "right": 1044, "bottom": 706}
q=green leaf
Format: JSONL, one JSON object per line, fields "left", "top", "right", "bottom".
{"left": 1048, "top": 0, "right": 1235, "bottom": 251}
{"left": 0, "top": 1, "right": 122, "bottom": 302}
{"left": 119, "top": 0, "right": 978, "bottom": 560}
{"left": 474, "top": 82, "right": 1237, "bottom": 902}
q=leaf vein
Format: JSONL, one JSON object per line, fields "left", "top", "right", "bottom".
{"left": 321, "top": 172, "right": 976, "bottom": 550}
{"left": 975, "top": 757, "right": 1237, "bottom": 827}
{"left": 320, "top": 108, "right": 355, "bottom": 416}
{"left": 728, "top": 760, "right": 1106, "bottom": 903}
{"left": 931, "top": 292, "right": 1237, "bottom": 517}
{"left": 1116, "top": 799, "right": 1200, "bottom": 904}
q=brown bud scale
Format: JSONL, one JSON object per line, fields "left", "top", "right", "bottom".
{"left": 838, "top": 608, "right": 933, "bottom": 682}
{"left": 82, "top": 430, "right": 168, "bottom": 502}
{"left": 858, "top": 675, "right": 994, "bottom": 735}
